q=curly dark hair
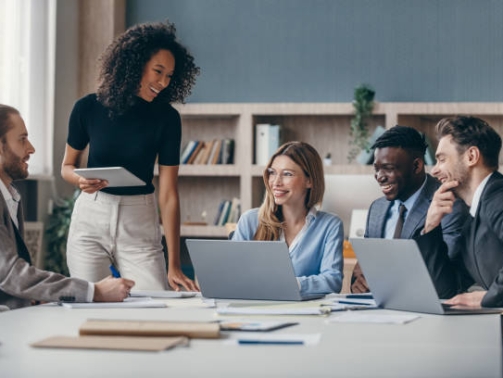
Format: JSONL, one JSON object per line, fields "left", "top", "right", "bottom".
{"left": 97, "top": 20, "right": 200, "bottom": 116}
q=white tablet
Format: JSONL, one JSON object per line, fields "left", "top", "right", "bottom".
{"left": 129, "top": 290, "right": 198, "bottom": 298}
{"left": 74, "top": 167, "right": 146, "bottom": 187}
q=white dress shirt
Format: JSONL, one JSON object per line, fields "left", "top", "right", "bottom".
{"left": 469, "top": 172, "right": 493, "bottom": 217}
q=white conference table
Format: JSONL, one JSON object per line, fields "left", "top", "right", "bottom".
{"left": 0, "top": 296, "right": 501, "bottom": 378}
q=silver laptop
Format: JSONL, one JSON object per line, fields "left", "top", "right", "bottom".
{"left": 350, "top": 238, "right": 502, "bottom": 315}
{"left": 186, "top": 239, "right": 324, "bottom": 301}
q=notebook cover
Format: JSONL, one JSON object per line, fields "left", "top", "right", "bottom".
{"left": 79, "top": 319, "right": 220, "bottom": 339}
{"left": 31, "top": 335, "right": 189, "bottom": 352}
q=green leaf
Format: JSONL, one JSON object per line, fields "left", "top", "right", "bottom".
{"left": 43, "top": 189, "right": 80, "bottom": 275}
{"left": 348, "top": 84, "right": 375, "bottom": 162}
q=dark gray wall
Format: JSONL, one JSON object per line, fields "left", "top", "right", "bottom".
{"left": 127, "top": 0, "right": 503, "bottom": 103}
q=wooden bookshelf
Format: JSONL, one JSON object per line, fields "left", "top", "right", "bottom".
{"left": 157, "top": 102, "right": 503, "bottom": 237}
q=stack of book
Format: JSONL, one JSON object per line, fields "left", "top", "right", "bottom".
{"left": 32, "top": 319, "right": 220, "bottom": 352}
{"left": 214, "top": 197, "right": 241, "bottom": 226}
{"left": 180, "top": 139, "right": 235, "bottom": 165}
{"left": 255, "top": 124, "right": 281, "bottom": 165}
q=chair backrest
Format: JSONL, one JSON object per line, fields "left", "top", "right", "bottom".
{"left": 23, "top": 221, "right": 44, "bottom": 267}
{"left": 225, "top": 222, "right": 237, "bottom": 239}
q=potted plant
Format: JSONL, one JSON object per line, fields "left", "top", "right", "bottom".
{"left": 44, "top": 190, "right": 80, "bottom": 275}
{"left": 347, "top": 84, "right": 376, "bottom": 162}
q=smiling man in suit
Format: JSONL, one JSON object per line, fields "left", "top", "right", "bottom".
{"left": 0, "top": 104, "right": 135, "bottom": 310}
{"left": 351, "top": 125, "right": 469, "bottom": 295}
{"left": 418, "top": 116, "right": 503, "bottom": 308}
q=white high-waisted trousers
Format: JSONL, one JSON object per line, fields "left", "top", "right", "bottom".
{"left": 66, "top": 191, "right": 168, "bottom": 290}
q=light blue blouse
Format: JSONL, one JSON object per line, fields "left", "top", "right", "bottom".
{"left": 232, "top": 208, "right": 344, "bottom": 295}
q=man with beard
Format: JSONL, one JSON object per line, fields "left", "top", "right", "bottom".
{"left": 417, "top": 116, "right": 503, "bottom": 308}
{"left": 351, "top": 125, "right": 468, "bottom": 296}
{"left": 0, "top": 104, "right": 135, "bottom": 310}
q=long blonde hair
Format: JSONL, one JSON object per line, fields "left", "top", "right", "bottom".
{"left": 254, "top": 141, "right": 324, "bottom": 240}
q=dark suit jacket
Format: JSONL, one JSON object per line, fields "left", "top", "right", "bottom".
{"left": 357, "top": 174, "right": 468, "bottom": 297}
{"left": 416, "top": 171, "right": 503, "bottom": 307}
{"left": 0, "top": 188, "right": 89, "bottom": 309}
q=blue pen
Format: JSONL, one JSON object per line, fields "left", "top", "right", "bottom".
{"left": 238, "top": 340, "right": 304, "bottom": 345}
{"left": 109, "top": 264, "right": 121, "bottom": 278}
{"left": 346, "top": 294, "right": 373, "bottom": 300}
{"left": 338, "top": 300, "right": 373, "bottom": 306}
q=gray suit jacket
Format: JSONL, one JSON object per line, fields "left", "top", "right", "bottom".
{"left": 363, "top": 174, "right": 469, "bottom": 297}
{"left": 416, "top": 171, "right": 503, "bottom": 307}
{"left": 0, "top": 189, "right": 89, "bottom": 309}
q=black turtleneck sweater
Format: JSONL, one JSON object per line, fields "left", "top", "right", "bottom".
{"left": 67, "top": 93, "right": 181, "bottom": 195}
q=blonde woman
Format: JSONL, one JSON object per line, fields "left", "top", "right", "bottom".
{"left": 232, "top": 141, "right": 343, "bottom": 295}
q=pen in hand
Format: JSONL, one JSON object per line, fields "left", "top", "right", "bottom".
{"left": 109, "top": 264, "right": 131, "bottom": 298}
{"left": 109, "top": 264, "right": 121, "bottom": 278}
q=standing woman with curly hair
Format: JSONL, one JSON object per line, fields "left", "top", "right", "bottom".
{"left": 61, "top": 20, "right": 200, "bottom": 291}
{"left": 232, "top": 141, "right": 344, "bottom": 296}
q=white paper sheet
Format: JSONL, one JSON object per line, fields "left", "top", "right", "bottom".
{"left": 217, "top": 305, "right": 330, "bottom": 316}
{"left": 59, "top": 297, "right": 167, "bottom": 309}
{"left": 327, "top": 312, "right": 419, "bottom": 324}
{"left": 129, "top": 290, "right": 197, "bottom": 298}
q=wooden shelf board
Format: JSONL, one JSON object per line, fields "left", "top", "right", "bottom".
{"left": 180, "top": 225, "right": 229, "bottom": 238}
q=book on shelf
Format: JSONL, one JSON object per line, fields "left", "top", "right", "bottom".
{"left": 255, "top": 124, "right": 281, "bottom": 165}
{"left": 218, "top": 200, "right": 232, "bottom": 226}
{"left": 200, "top": 139, "right": 215, "bottom": 164}
{"left": 192, "top": 141, "right": 206, "bottom": 164}
{"left": 180, "top": 140, "right": 199, "bottom": 164}
{"left": 355, "top": 125, "right": 385, "bottom": 165}
{"left": 192, "top": 141, "right": 208, "bottom": 164}
{"left": 186, "top": 141, "right": 204, "bottom": 164}
{"left": 212, "top": 198, "right": 241, "bottom": 226}
{"left": 208, "top": 139, "right": 222, "bottom": 164}
{"left": 213, "top": 200, "right": 227, "bottom": 225}
{"left": 227, "top": 197, "right": 241, "bottom": 223}
{"left": 182, "top": 139, "right": 234, "bottom": 165}
{"left": 221, "top": 138, "right": 235, "bottom": 164}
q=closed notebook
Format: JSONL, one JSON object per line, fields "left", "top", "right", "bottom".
{"left": 79, "top": 319, "right": 220, "bottom": 339}
{"left": 31, "top": 335, "right": 189, "bottom": 352}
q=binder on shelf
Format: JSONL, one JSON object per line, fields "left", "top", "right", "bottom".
{"left": 255, "top": 124, "right": 281, "bottom": 165}
{"left": 355, "top": 125, "right": 385, "bottom": 165}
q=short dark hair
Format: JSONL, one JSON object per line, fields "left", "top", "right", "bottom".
{"left": 97, "top": 19, "right": 200, "bottom": 116}
{"left": 436, "top": 116, "right": 501, "bottom": 170}
{"left": 0, "top": 104, "right": 19, "bottom": 142}
{"left": 372, "top": 125, "right": 428, "bottom": 159}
